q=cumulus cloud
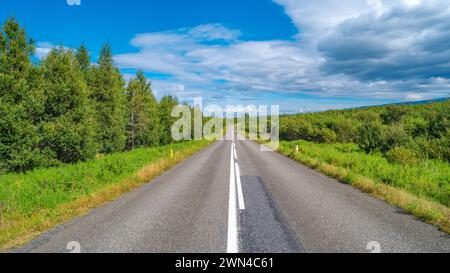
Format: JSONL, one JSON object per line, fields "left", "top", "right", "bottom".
{"left": 318, "top": 0, "right": 450, "bottom": 81}
{"left": 114, "top": 25, "right": 318, "bottom": 103}
{"left": 35, "top": 42, "right": 57, "bottom": 59}
{"left": 113, "top": 1, "right": 450, "bottom": 108}
{"left": 274, "top": 0, "right": 372, "bottom": 44}
{"left": 35, "top": 42, "right": 73, "bottom": 59}
{"left": 272, "top": 0, "right": 450, "bottom": 100}
{"left": 188, "top": 24, "right": 241, "bottom": 41}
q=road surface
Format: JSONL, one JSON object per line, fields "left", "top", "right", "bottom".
{"left": 15, "top": 129, "right": 450, "bottom": 253}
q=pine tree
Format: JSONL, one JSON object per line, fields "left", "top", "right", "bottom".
{"left": 0, "top": 17, "right": 44, "bottom": 173}
{"left": 158, "top": 95, "right": 179, "bottom": 145}
{"left": 0, "top": 17, "right": 34, "bottom": 89}
{"left": 89, "top": 44, "right": 127, "bottom": 153}
{"left": 39, "top": 48, "right": 97, "bottom": 163}
{"left": 75, "top": 44, "right": 91, "bottom": 73}
{"left": 126, "top": 70, "right": 160, "bottom": 149}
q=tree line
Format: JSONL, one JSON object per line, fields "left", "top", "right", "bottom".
{"left": 0, "top": 17, "right": 185, "bottom": 174}
{"left": 279, "top": 101, "right": 449, "bottom": 164}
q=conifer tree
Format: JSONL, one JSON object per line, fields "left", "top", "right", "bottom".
{"left": 89, "top": 44, "right": 127, "bottom": 153}
{"left": 126, "top": 70, "right": 160, "bottom": 149}
{"left": 158, "top": 95, "right": 179, "bottom": 145}
{"left": 0, "top": 17, "right": 43, "bottom": 172}
{"left": 39, "top": 48, "right": 97, "bottom": 163}
{"left": 75, "top": 44, "right": 91, "bottom": 73}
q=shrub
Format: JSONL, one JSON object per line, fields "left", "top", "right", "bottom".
{"left": 355, "top": 111, "right": 379, "bottom": 122}
{"left": 356, "top": 122, "right": 384, "bottom": 153}
{"left": 386, "top": 147, "right": 419, "bottom": 166}
{"left": 279, "top": 118, "right": 315, "bottom": 141}
{"left": 332, "top": 117, "right": 358, "bottom": 143}
{"left": 380, "top": 105, "right": 408, "bottom": 125}
{"left": 428, "top": 134, "right": 450, "bottom": 162}
{"left": 314, "top": 128, "right": 337, "bottom": 143}
{"left": 426, "top": 106, "right": 450, "bottom": 139}
{"left": 381, "top": 124, "right": 409, "bottom": 153}
{"left": 403, "top": 116, "right": 428, "bottom": 138}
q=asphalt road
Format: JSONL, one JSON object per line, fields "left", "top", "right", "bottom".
{"left": 16, "top": 130, "right": 450, "bottom": 253}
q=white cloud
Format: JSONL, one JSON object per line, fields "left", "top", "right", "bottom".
{"left": 35, "top": 42, "right": 56, "bottom": 59}
{"left": 406, "top": 93, "right": 424, "bottom": 101}
{"left": 188, "top": 24, "right": 241, "bottom": 41}
{"left": 115, "top": 31, "right": 318, "bottom": 102}
{"left": 66, "top": 0, "right": 81, "bottom": 6}
{"left": 112, "top": 1, "right": 450, "bottom": 110}
{"left": 274, "top": 0, "right": 372, "bottom": 45}
{"left": 35, "top": 42, "right": 73, "bottom": 59}
{"left": 403, "top": 0, "right": 422, "bottom": 8}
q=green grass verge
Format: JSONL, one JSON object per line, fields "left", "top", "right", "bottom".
{"left": 0, "top": 140, "right": 211, "bottom": 251}
{"left": 276, "top": 140, "right": 450, "bottom": 234}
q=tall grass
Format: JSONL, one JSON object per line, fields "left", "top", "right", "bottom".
{"left": 0, "top": 140, "right": 210, "bottom": 250}
{"left": 277, "top": 140, "right": 450, "bottom": 233}
{"left": 280, "top": 141, "right": 450, "bottom": 206}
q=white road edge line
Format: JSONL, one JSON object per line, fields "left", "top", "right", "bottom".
{"left": 227, "top": 142, "right": 239, "bottom": 253}
{"left": 235, "top": 162, "right": 246, "bottom": 210}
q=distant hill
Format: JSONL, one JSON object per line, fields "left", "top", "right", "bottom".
{"left": 283, "top": 97, "right": 449, "bottom": 115}
{"left": 383, "top": 97, "right": 449, "bottom": 106}
{"left": 358, "top": 97, "right": 449, "bottom": 109}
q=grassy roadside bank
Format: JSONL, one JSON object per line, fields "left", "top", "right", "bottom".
{"left": 0, "top": 140, "right": 211, "bottom": 251}
{"left": 274, "top": 140, "right": 450, "bottom": 234}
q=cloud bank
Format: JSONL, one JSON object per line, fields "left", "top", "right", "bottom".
{"left": 113, "top": 1, "right": 450, "bottom": 108}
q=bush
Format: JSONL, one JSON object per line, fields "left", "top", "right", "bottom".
{"left": 280, "top": 118, "right": 315, "bottom": 141}
{"left": 356, "top": 122, "right": 384, "bottom": 153}
{"left": 280, "top": 118, "right": 300, "bottom": 141}
{"left": 428, "top": 134, "right": 450, "bottom": 162}
{"left": 332, "top": 117, "right": 358, "bottom": 143}
{"left": 381, "top": 124, "right": 409, "bottom": 153}
{"left": 386, "top": 147, "right": 419, "bottom": 166}
{"left": 355, "top": 111, "right": 379, "bottom": 122}
{"left": 426, "top": 105, "right": 450, "bottom": 139}
{"left": 381, "top": 105, "right": 408, "bottom": 125}
{"left": 314, "top": 128, "right": 337, "bottom": 143}
{"left": 403, "top": 116, "right": 428, "bottom": 138}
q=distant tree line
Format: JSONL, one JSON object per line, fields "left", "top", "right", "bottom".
{"left": 279, "top": 101, "right": 450, "bottom": 164}
{"left": 0, "top": 17, "right": 192, "bottom": 173}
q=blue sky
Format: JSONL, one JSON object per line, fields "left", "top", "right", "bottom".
{"left": 1, "top": 0, "right": 449, "bottom": 113}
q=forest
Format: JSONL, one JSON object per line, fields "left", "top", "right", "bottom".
{"left": 0, "top": 17, "right": 194, "bottom": 175}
